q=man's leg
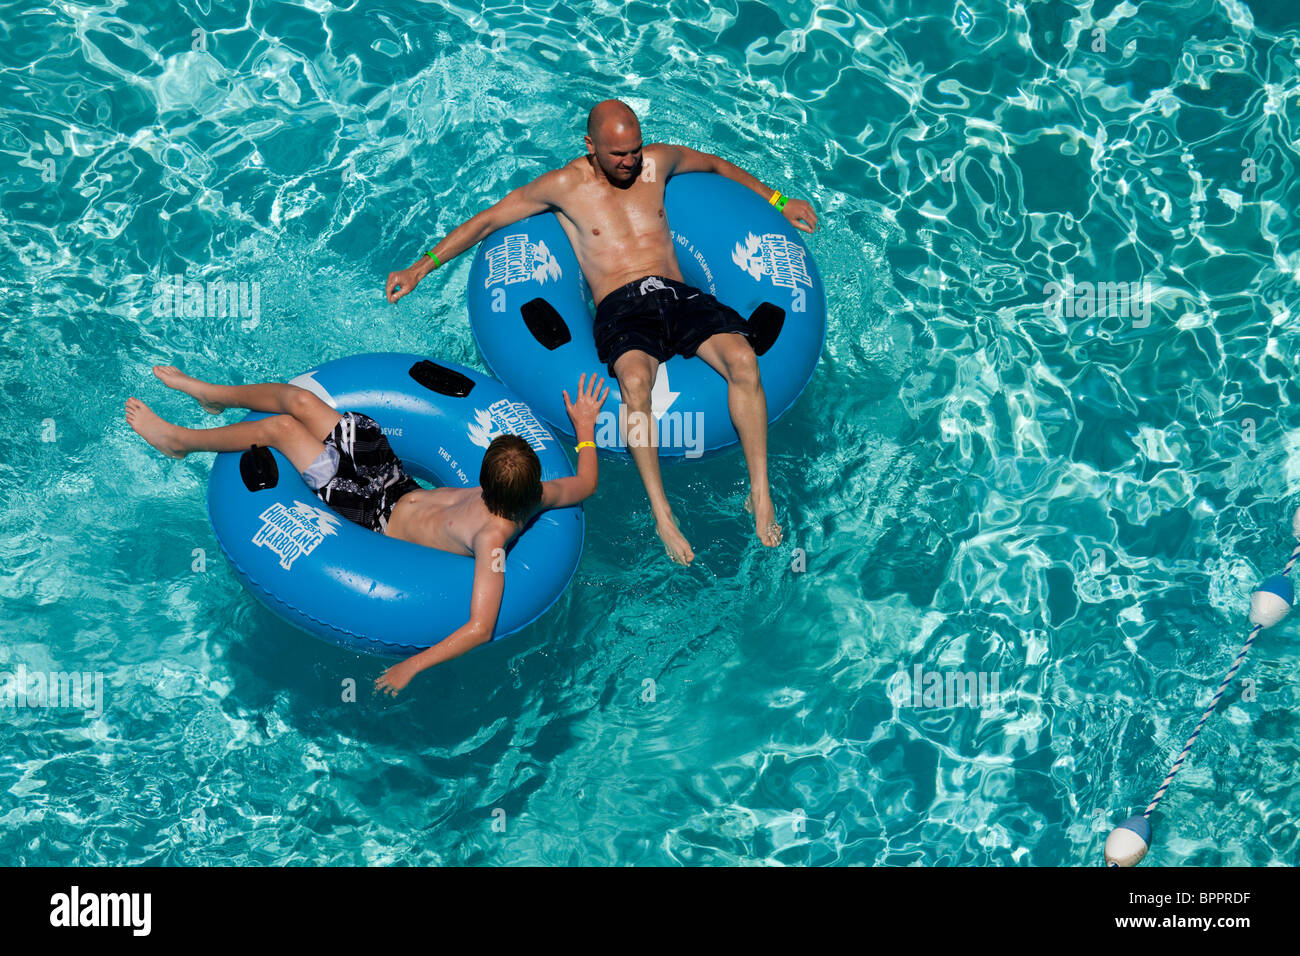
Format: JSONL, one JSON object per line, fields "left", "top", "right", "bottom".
{"left": 612, "top": 350, "right": 695, "bottom": 565}
{"left": 693, "top": 333, "right": 782, "bottom": 547}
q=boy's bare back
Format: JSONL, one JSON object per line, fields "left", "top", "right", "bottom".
{"left": 385, "top": 486, "right": 509, "bottom": 556}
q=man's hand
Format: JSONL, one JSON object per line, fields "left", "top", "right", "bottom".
{"left": 783, "top": 198, "right": 818, "bottom": 234}
{"left": 386, "top": 267, "right": 422, "bottom": 304}
{"left": 563, "top": 373, "right": 609, "bottom": 435}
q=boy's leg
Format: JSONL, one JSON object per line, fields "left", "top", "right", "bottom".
{"left": 125, "top": 399, "right": 327, "bottom": 474}
{"left": 613, "top": 350, "right": 695, "bottom": 566}
{"left": 152, "top": 365, "right": 340, "bottom": 440}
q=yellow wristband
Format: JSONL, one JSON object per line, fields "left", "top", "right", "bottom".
{"left": 768, "top": 189, "right": 782, "bottom": 206}
{"left": 575, "top": 441, "right": 596, "bottom": 453}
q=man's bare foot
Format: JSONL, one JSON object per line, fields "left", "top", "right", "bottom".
{"left": 655, "top": 513, "right": 695, "bottom": 565}
{"left": 744, "top": 492, "right": 783, "bottom": 547}
{"left": 153, "top": 365, "right": 225, "bottom": 414}
{"left": 125, "top": 398, "right": 188, "bottom": 459}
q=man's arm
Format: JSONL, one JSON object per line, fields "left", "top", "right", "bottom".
{"left": 385, "top": 169, "right": 569, "bottom": 303}
{"left": 372, "top": 527, "right": 508, "bottom": 695}
{"left": 655, "top": 143, "right": 818, "bottom": 234}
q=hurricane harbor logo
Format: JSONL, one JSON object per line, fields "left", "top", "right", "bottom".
{"left": 732, "top": 231, "right": 811, "bottom": 311}
{"left": 251, "top": 499, "right": 341, "bottom": 570}
{"left": 468, "top": 399, "right": 552, "bottom": 452}
{"left": 483, "top": 233, "right": 561, "bottom": 288}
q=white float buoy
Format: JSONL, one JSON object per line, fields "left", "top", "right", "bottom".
{"left": 1104, "top": 815, "right": 1152, "bottom": 867}
{"left": 1249, "top": 574, "right": 1294, "bottom": 629}
{"left": 1105, "top": 507, "right": 1300, "bottom": 866}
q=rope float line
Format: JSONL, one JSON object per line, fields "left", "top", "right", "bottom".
{"left": 1103, "top": 506, "right": 1300, "bottom": 867}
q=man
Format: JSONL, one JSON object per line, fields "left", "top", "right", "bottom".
{"left": 125, "top": 364, "right": 608, "bottom": 695}
{"left": 385, "top": 99, "right": 818, "bottom": 565}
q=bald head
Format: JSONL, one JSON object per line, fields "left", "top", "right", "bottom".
{"left": 585, "top": 100, "right": 644, "bottom": 185}
{"left": 587, "top": 99, "right": 640, "bottom": 142}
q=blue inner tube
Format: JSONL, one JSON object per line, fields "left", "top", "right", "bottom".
{"left": 206, "top": 353, "right": 584, "bottom": 657}
{"left": 466, "top": 172, "right": 827, "bottom": 459}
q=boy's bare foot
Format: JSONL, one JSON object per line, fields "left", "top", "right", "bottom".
{"left": 125, "top": 398, "right": 188, "bottom": 459}
{"left": 655, "top": 512, "right": 694, "bottom": 565}
{"left": 745, "top": 492, "right": 783, "bottom": 547}
{"left": 153, "top": 365, "right": 225, "bottom": 414}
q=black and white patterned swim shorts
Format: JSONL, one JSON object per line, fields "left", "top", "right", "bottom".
{"left": 299, "top": 412, "right": 420, "bottom": 534}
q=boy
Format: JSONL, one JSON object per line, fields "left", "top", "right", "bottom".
{"left": 126, "top": 365, "right": 608, "bottom": 695}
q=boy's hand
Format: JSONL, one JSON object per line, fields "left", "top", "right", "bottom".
{"left": 374, "top": 659, "right": 419, "bottom": 697}
{"left": 563, "top": 373, "right": 609, "bottom": 435}
{"left": 386, "top": 267, "right": 421, "bottom": 304}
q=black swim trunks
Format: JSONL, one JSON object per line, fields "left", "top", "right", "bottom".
{"left": 593, "top": 275, "right": 751, "bottom": 377}
{"left": 299, "top": 412, "right": 420, "bottom": 534}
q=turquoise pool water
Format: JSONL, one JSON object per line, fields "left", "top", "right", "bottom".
{"left": 3, "top": 0, "right": 1300, "bottom": 865}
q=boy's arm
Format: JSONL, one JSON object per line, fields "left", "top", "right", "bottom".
{"left": 654, "top": 143, "right": 817, "bottom": 233}
{"left": 373, "top": 528, "right": 508, "bottom": 695}
{"left": 386, "top": 168, "right": 570, "bottom": 303}
{"left": 540, "top": 446, "right": 597, "bottom": 509}
{"left": 541, "top": 374, "right": 604, "bottom": 509}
